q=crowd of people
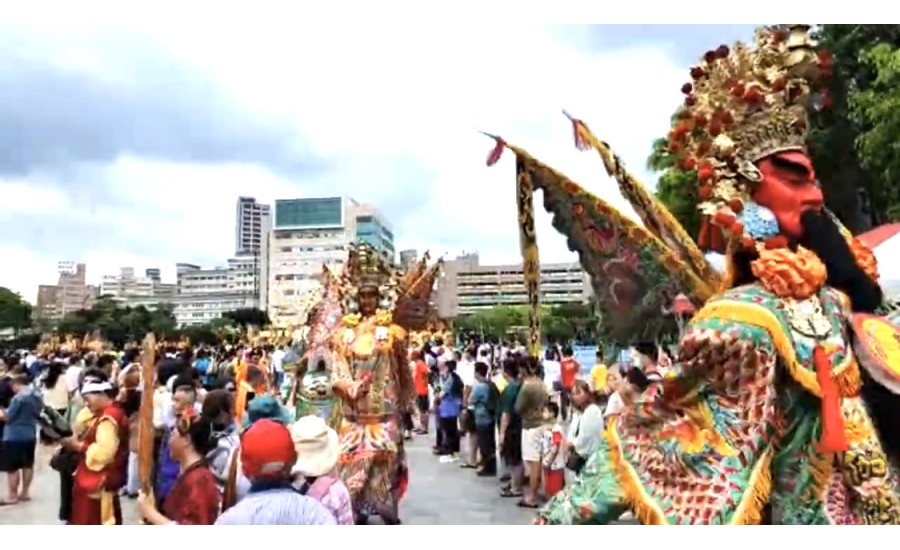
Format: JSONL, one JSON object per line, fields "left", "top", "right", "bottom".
{"left": 410, "top": 338, "right": 661, "bottom": 511}
{"left": 0, "top": 335, "right": 666, "bottom": 524}
{"left": 0, "top": 344, "right": 352, "bottom": 524}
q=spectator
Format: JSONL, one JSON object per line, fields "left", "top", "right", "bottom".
{"left": 558, "top": 345, "right": 580, "bottom": 421}
{"left": 498, "top": 358, "right": 523, "bottom": 498}
{"left": 566, "top": 380, "right": 604, "bottom": 474}
{"left": 515, "top": 358, "right": 548, "bottom": 508}
{"left": 470, "top": 361, "right": 499, "bottom": 476}
{"left": 0, "top": 372, "right": 42, "bottom": 505}
{"left": 541, "top": 402, "right": 566, "bottom": 498}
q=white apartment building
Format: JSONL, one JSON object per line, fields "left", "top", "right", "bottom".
{"left": 434, "top": 253, "right": 592, "bottom": 317}
{"left": 173, "top": 259, "right": 260, "bottom": 326}
{"left": 235, "top": 196, "right": 270, "bottom": 255}
{"left": 266, "top": 196, "right": 395, "bottom": 325}
{"left": 99, "top": 267, "right": 176, "bottom": 308}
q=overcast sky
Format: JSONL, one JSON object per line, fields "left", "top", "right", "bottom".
{"left": 0, "top": 23, "right": 756, "bottom": 302}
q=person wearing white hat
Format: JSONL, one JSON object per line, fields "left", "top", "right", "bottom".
{"left": 290, "top": 415, "right": 353, "bottom": 525}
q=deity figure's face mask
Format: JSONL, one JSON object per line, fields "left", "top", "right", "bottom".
{"left": 751, "top": 151, "right": 824, "bottom": 239}
{"left": 358, "top": 285, "right": 380, "bottom": 316}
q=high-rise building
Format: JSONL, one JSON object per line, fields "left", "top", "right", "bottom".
{"left": 145, "top": 268, "right": 162, "bottom": 282}
{"left": 434, "top": 253, "right": 592, "bottom": 318}
{"left": 267, "top": 196, "right": 395, "bottom": 325}
{"left": 235, "top": 196, "right": 271, "bottom": 256}
{"left": 399, "top": 249, "right": 419, "bottom": 270}
{"left": 35, "top": 262, "right": 98, "bottom": 320}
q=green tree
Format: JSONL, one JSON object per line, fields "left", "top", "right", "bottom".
{"left": 647, "top": 137, "right": 701, "bottom": 240}
{"left": 848, "top": 42, "right": 900, "bottom": 221}
{"left": 809, "top": 24, "right": 900, "bottom": 230}
{"left": 0, "top": 287, "right": 33, "bottom": 337}
{"left": 223, "top": 308, "right": 270, "bottom": 327}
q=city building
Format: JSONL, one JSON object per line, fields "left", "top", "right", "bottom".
{"left": 267, "top": 196, "right": 395, "bottom": 325}
{"left": 235, "top": 196, "right": 271, "bottom": 255}
{"left": 99, "top": 267, "right": 177, "bottom": 308}
{"left": 434, "top": 253, "right": 592, "bottom": 318}
{"left": 173, "top": 259, "right": 260, "bottom": 326}
{"left": 35, "top": 262, "right": 99, "bottom": 320}
{"left": 399, "top": 249, "right": 419, "bottom": 270}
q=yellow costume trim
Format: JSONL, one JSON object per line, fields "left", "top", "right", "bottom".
{"left": 692, "top": 300, "right": 860, "bottom": 398}
{"left": 605, "top": 419, "right": 667, "bottom": 525}
{"left": 606, "top": 416, "right": 773, "bottom": 525}
{"left": 729, "top": 445, "right": 774, "bottom": 525}
{"left": 101, "top": 491, "right": 116, "bottom": 525}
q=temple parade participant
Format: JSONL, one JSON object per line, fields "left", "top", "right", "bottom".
{"left": 484, "top": 24, "right": 900, "bottom": 525}
{"left": 330, "top": 244, "right": 416, "bottom": 525}
{"left": 61, "top": 375, "right": 130, "bottom": 525}
{"left": 137, "top": 409, "right": 220, "bottom": 525}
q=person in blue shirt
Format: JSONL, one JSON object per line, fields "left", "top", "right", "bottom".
{"left": 194, "top": 350, "right": 214, "bottom": 389}
{"left": 469, "top": 361, "right": 499, "bottom": 477}
{"left": 0, "top": 372, "right": 42, "bottom": 505}
{"left": 435, "top": 360, "right": 462, "bottom": 462}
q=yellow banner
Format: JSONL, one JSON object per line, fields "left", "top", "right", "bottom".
{"left": 516, "top": 158, "right": 541, "bottom": 358}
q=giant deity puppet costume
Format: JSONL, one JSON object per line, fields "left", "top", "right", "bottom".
{"left": 330, "top": 244, "right": 441, "bottom": 524}
{"left": 484, "top": 25, "right": 900, "bottom": 525}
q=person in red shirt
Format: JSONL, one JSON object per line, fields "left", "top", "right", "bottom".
{"left": 412, "top": 351, "right": 431, "bottom": 434}
{"left": 558, "top": 345, "right": 580, "bottom": 421}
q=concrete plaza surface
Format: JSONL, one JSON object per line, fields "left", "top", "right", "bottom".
{"left": 0, "top": 436, "right": 637, "bottom": 525}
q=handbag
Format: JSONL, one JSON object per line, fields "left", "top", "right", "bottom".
{"left": 50, "top": 448, "right": 79, "bottom": 474}
{"left": 565, "top": 415, "right": 586, "bottom": 472}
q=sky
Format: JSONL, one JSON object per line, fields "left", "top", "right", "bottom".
{"left": 0, "top": 22, "right": 757, "bottom": 303}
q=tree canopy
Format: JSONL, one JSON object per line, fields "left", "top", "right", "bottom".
{"left": 44, "top": 297, "right": 268, "bottom": 348}
{"left": 0, "top": 287, "right": 32, "bottom": 337}
{"left": 452, "top": 304, "right": 595, "bottom": 344}
{"left": 650, "top": 25, "right": 900, "bottom": 238}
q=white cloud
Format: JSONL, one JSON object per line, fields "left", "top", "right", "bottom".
{"left": 2, "top": 22, "right": 689, "bottom": 303}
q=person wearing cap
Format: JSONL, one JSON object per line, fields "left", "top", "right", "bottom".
{"left": 215, "top": 419, "right": 336, "bottom": 525}
{"left": 290, "top": 415, "right": 353, "bottom": 524}
{"left": 221, "top": 395, "right": 294, "bottom": 508}
{"left": 59, "top": 373, "right": 130, "bottom": 525}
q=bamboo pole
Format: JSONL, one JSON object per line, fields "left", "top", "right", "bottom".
{"left": 137, "top": 333, "right": 156, "bottom": 495}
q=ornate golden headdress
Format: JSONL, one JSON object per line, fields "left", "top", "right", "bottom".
{"left": 343, "top": 244, "right": 394, "bottom": 288}
{"left": 667, "top": 25, "right": 829, "bottom": 250}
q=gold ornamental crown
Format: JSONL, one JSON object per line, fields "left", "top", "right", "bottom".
{"left": 344, "top": 243, "right": 393, "bottom": 288}
{"left": 667, "top": 25, "right": 830, "bottom": 242}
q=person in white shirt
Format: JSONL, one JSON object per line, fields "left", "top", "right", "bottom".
{"left": 454, "top": 352, "right": 478, "bottom": 468}
{"left": 270, "top": 345, "right": 286, "bottom": 389}
{"left": 603, "top": 368, "right": 625, "bottom": 420}
{"left": 565, "top": 380, "right": 604, "bottom": 474}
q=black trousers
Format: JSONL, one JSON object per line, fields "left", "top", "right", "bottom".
{"left": 59, "top": 469, "right": 73, "bottom": 522}
{"left": 476, "top": 424, "right": 497, "bottom": 473}
{"left": 438, "top": 416, "right": 460, "bottom": 454}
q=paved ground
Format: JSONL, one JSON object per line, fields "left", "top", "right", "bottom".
{"left": 0, "top": 435, "right": 636, "bottom": 525}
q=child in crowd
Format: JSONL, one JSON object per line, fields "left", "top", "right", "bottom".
{"left": 541, "top": 402, "right": 566, "bottom": 499}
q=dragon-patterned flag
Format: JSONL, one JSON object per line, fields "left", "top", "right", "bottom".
{"left": 516, "top": 156, "right": 542, "bottom": 358}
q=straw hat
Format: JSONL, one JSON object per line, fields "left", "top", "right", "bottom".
{"left": 290, "top": 415, "right": 340, "bottom": 477}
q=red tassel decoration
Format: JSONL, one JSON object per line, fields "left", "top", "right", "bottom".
{"left": 813, "top": 344, "right": 849, "bottom": 454}
{"left": 698, "top": 217, "right": 710, "bottom": 249}
{"left": 563, "top": 110, "right": 590, "bottom": 151}
{"left": 486, "top": 136, "right": 505, "bottom": 167}
{"left": 710, "top": 224, "right": 724, "bottom": 252}
{"left": 572, "top": 120, "right": 589, "bottom": 151}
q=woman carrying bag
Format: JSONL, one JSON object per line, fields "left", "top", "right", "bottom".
{"left": 564, "top": 381, "right": 603, "bottom": 475}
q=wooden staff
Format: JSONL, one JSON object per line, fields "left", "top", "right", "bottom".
{"left": 137, "top": 333, "right": 156, "bottom": 495}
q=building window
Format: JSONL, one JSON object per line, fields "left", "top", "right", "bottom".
{"left": 275, "top": 197, "right": 343, "bottom": 228}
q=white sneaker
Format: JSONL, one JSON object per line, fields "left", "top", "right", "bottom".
{"left": 439, "top": 455, "right": 458, "bottom": 464}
